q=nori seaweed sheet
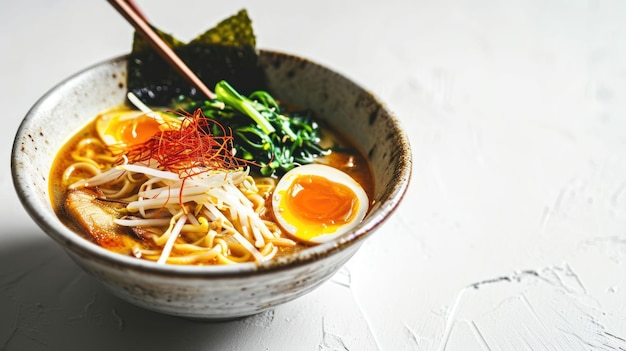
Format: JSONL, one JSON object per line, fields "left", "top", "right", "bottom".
{"left": 127, "top": 9, "right": 268, "bottom": 106}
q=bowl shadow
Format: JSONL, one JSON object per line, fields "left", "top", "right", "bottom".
{"left": 0, "top": 231, "right": 274, "bottom": 351}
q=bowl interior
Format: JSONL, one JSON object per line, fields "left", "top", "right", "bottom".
{"left": 11, "top": 50, "right": 412, "bottom": 274}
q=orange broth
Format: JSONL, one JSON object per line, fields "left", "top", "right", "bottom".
{"left": 49, "top": 105, "right": 374, "bottom": 261}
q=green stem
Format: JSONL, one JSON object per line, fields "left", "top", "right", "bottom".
{"left": 215, "top": 80, "right": 276, "bottom": 134}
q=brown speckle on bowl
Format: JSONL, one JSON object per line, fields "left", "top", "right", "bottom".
{"left": 368, "top": 146, "right": 376, "bottom": 159}
{"left": 270, "top": 57, "right": 282, "bottom": 70}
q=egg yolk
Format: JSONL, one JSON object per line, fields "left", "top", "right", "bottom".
{"left": 278, "top": 174, "right": 360, "bottom": 241}
{"left": 105, "top": 115, "right": 163, "bottom": 146}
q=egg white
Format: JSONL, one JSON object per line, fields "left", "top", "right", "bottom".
{"left": 271, "top": 164, "right": 369, "bottom": 244}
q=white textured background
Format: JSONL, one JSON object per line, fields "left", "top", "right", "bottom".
{"left": 3, "top": 0, "right": 626, "bottom": 350}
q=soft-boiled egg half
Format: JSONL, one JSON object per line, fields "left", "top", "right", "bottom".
{"left": 96, "top": 109, "right": 181, "bottom": 148}
{"left": 272, "top": 164, "right": 369, "bottom": 244}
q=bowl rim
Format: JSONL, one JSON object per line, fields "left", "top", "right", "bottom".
{"left": 11, "top": 50, "right": 413, "bottom": 278}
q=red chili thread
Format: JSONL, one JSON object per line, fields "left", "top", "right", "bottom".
{"left": 116, "top": 109, "right": 258, "bottom": 214}
{"left": 121, "top": 109, "right": 251, "bottom": 178}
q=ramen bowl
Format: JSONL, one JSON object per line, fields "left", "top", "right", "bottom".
{"left": 11, "top": 51, "right": 411, "bottom": 320}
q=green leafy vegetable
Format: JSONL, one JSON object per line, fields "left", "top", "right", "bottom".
{"left": 214, "top": 81, "right": 275, "bottom": 135}
{"left": 173, "top": 81, "right": 330, "bottom": 176}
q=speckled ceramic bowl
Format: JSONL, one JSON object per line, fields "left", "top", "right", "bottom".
{"left": 11, "top": 51, "right": 412, "bottom": 320}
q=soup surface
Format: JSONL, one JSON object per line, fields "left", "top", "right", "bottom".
{"left": 49, "top": 104, "right": 373, "bottom": 265}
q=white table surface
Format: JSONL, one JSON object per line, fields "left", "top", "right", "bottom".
{"left": 3, "top": 1, "right": 626, "bottom": 350}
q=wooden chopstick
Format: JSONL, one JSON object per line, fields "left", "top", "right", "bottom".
{"left": 107, "top": 0, "right": 217, "bottom": 100}
{"left": 123, "top": 0, "right": 147, "bottom": 21}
